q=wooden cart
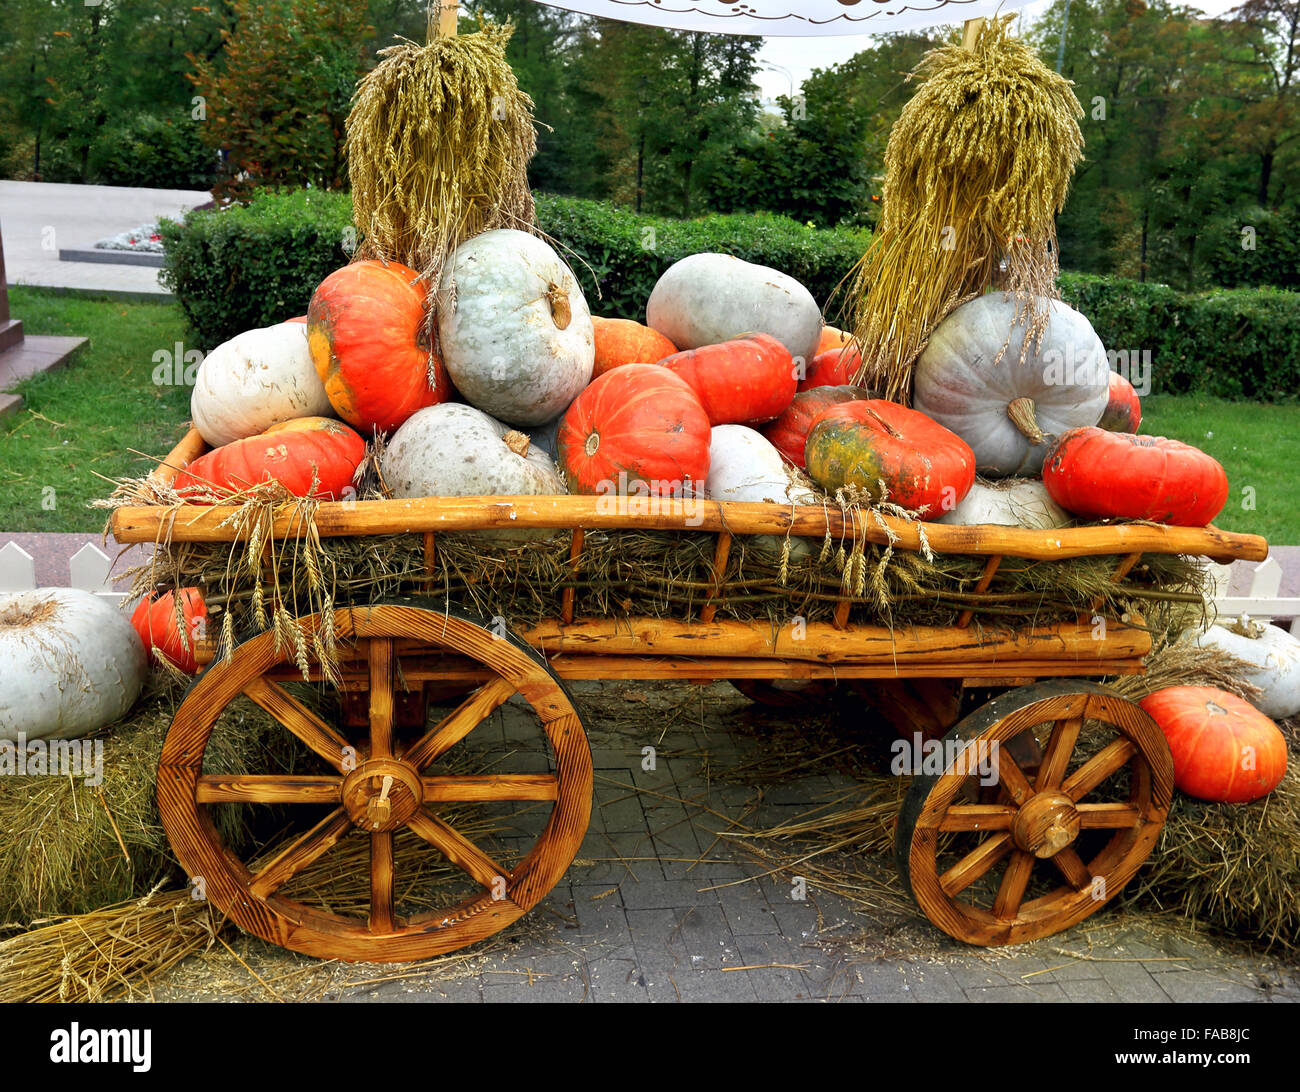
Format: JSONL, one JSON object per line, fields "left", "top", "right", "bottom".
{"left": 109, "top": 428, "right": 1268, "bottom": 961}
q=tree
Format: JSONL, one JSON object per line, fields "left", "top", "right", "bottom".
{"left": 1225, "top": 0, "right": 1300, "bottom": 206}
{"left": 0, "top": 0, "right": 233, "bottom": 183}
{"left": 1031, "top": 0, "right": 1275, "bottom": 286}
{"left": 705, "top": 33, "right": 940, "bottom": 227}
{"left": 190, "top": 0, "right": 372, "bottom": 199}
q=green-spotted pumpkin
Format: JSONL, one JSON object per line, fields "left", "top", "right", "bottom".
{"left": 804, "top": 399, "right": 976, "bottom": 516}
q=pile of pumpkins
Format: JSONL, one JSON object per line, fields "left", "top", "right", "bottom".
{"left": 180, "top": 228, "right": 1226, "bottom": 535}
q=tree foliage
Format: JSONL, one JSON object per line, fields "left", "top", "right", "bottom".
{"left": 190, "top": 0, "right": 371, "bottom": 199}
{"left": 1, "top": 0, "right": 1296, "bottom": 290}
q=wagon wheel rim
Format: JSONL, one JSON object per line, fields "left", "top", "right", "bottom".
{"left": 896, "top": 680, "right": 1172, "bottom": 947}
{"left": 157, "top": 603, "right": 592, "bottom": 962}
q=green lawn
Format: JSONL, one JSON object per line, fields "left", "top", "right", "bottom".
{"left": 1, "top": 287, "right": 191, "bottom": 532}
{"left": 1140, "top": 395, "right": 1300, "bottom": 545}
{"left": 2, "top": 287, "right": 1298, "bottom": 543}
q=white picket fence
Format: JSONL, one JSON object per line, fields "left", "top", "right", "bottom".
{"left": 1206, "top": 556, "right": 1300, "bottom": 634}
{"left": 0, "top": 540, "right": 131, "bottom": 603}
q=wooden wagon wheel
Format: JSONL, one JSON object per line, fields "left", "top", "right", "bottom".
{"left": 157, "top": 601, "right": 592, "bottom": 963}
{"left": 895, "top": 680, "right": 1172, "bottom": 947}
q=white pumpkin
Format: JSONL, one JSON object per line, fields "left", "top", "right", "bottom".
{"left": 191, "top": 322, "right": 333, "bottom": 447}
{"left": 0, "top": 588, "right": 147, "bottom": 742}
{"left": 646, "top": 253, "right": 823, "bottom": 368}
{"left": 1197, "top": 621, "right": 1300, "bottom": 720}
{"left": 437, "top": 230, "right": 594, "bottom": 427}
{"left": 706, "top": 425, "right": 816, "bottom": 506}
{"left": 383, "top": 403, "right": 566, "bottom": 500}
{"left": 912, "top": 295, "right": 1109, "bottom": 478}
{"left": 934, "top": 477, "right": 1071, "bottom": 529}
{"left": 706, "top": 425, "right": 818, "bottom": 558}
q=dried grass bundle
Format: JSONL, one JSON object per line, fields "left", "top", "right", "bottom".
{"left": 0, "top": 887, "right": 216, "bottom": 1003}
{"left": 346, "top": 20, "right": 537, "bottom": 285}
{"left": 0, "top": 691, "right": 288, "bottom": 924}
{"left": 849, "top": 16, "right": 1084, "bottom": 400}
{"left": 0, "top": 807, "right": 505, "bottom": 1002}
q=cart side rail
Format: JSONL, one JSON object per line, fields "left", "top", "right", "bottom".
{"left": 111, "top": 493, "right": 1268, "bottom": 565}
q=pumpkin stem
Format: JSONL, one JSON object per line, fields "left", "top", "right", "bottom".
{"left": 1007, "top": 397, "right": 1046, "bottom": 445}
{"left": 858, "top": 404, "right": 903, "bottom": 439}
{"left": 545, "top": 283, "right": 572, "bottom": 330}
{"left": 503, "top": 430, "right": 531, "bottom": 457}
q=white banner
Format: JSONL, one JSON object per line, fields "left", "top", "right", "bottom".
{"left": 530, "top": 0, "right": 1033, "bottom": 36}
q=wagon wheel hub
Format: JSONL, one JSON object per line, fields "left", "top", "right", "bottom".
{"left": 342, "top": 759, "right": 424, "bottom": 832}
{"left": 1011, "top": 790, "right": 1080, "bottom": 858}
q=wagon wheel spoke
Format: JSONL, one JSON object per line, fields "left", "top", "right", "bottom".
{"left": 248, "top": 807, "right": 352, "bottom": 899}
{"left": 401, "top": 677, "right": 517, "bottom": 771}
{"left": 406, "top": 808, "right": 508, "bottom": 892}
{"left": 243, "top": 677, "right": 350, "bottom": 771}
{"left": 992, "top": 749, "right": 1036, "bottom": 805}
{"left": 939, "top": 832, "right": 1013, "bottom": 896}
{"left": 992, "top": 850, "right": 1035, "bottom": 919}
{"left": 1051, "top": 846, "right": 1092, "bottom": 890}
{"left": 196, "top": 775, "right": 342, "bottom": 805}
{"left": 937, "top": 804, "right": 1016, "bottom": 832}
{"left": 368, "top": 637, "right": 394, "bottom": 760}
{"left": 1036, "top": 716, "right": 1083, "bottom": 790}
{"left": 1062, "top": 738, "right": 1138, "bottom": 801}
{"left": 1076, "top": 802, "right": 1141, "bottom": 828}
{"left": 370, "top": 831, "right": 395, "bottom": 934}
{"left": 421, "top": 774, "right": 559, "bottom": 803}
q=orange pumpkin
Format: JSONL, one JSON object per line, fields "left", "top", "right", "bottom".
{"left": 804, "top": 399, "right": 976, "bottom": 513}
{"left": 1099, "top": 371, "right": 1142, "bottom": 433}
{"left": 1139, "top": 687, "right": 1287, "bottom": 803}
{"left": 174, "top": 416, "right": 366, "bottom": 501}
{"left": 1042, "top": 427, "right": 1228, "bottom": 527}
{"left": 816, "top": 326, "right": 851, "bottom": 355}
{"left": 799, "top": 345, "right": 861, "bottom": 392}
{"left": 658, "top": 333, "right": 797, "bottom": 426}
{"left": 557, "top": 364, "right": 711, "bottom": 496}
{"left": 131, "top": 587, "right": 208, "bottom": 674}
{"left": 762, "top": 385, "right": 876, "bottom": 470}
{"left": 307, "top": 261, "right": 452, "bottom": 434}
{"left": 592, "top": 316, "right": 677, "bottom": 378}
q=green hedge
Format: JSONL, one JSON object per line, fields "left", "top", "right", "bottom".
{"left": 535, "top": 194, "right": 870, "bottom": 323}
{"left": 160, "top": 189, "right": 868, "bottom": 349}
{"left": 159, "top": 190, "right": 356, "bottom": 349}
{"left": 160, "top": 190, "right": 1299, "bottom": 402}
{"left": 1058, "top": 273, "right": 1300, "bottom": 401}
{"left": 90, "top": 113, "right": 218, "bottom": 191}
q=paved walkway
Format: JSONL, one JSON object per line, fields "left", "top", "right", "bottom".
{"left": 147, "top": 680, "right": 1300, "bottom": 1004}
{"left": 1, "top": 181, "right": 210, "bottom": 297}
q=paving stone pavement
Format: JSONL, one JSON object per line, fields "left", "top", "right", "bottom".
{"left": 151, "top": 680, "right": 1300, "bottom": 1004}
